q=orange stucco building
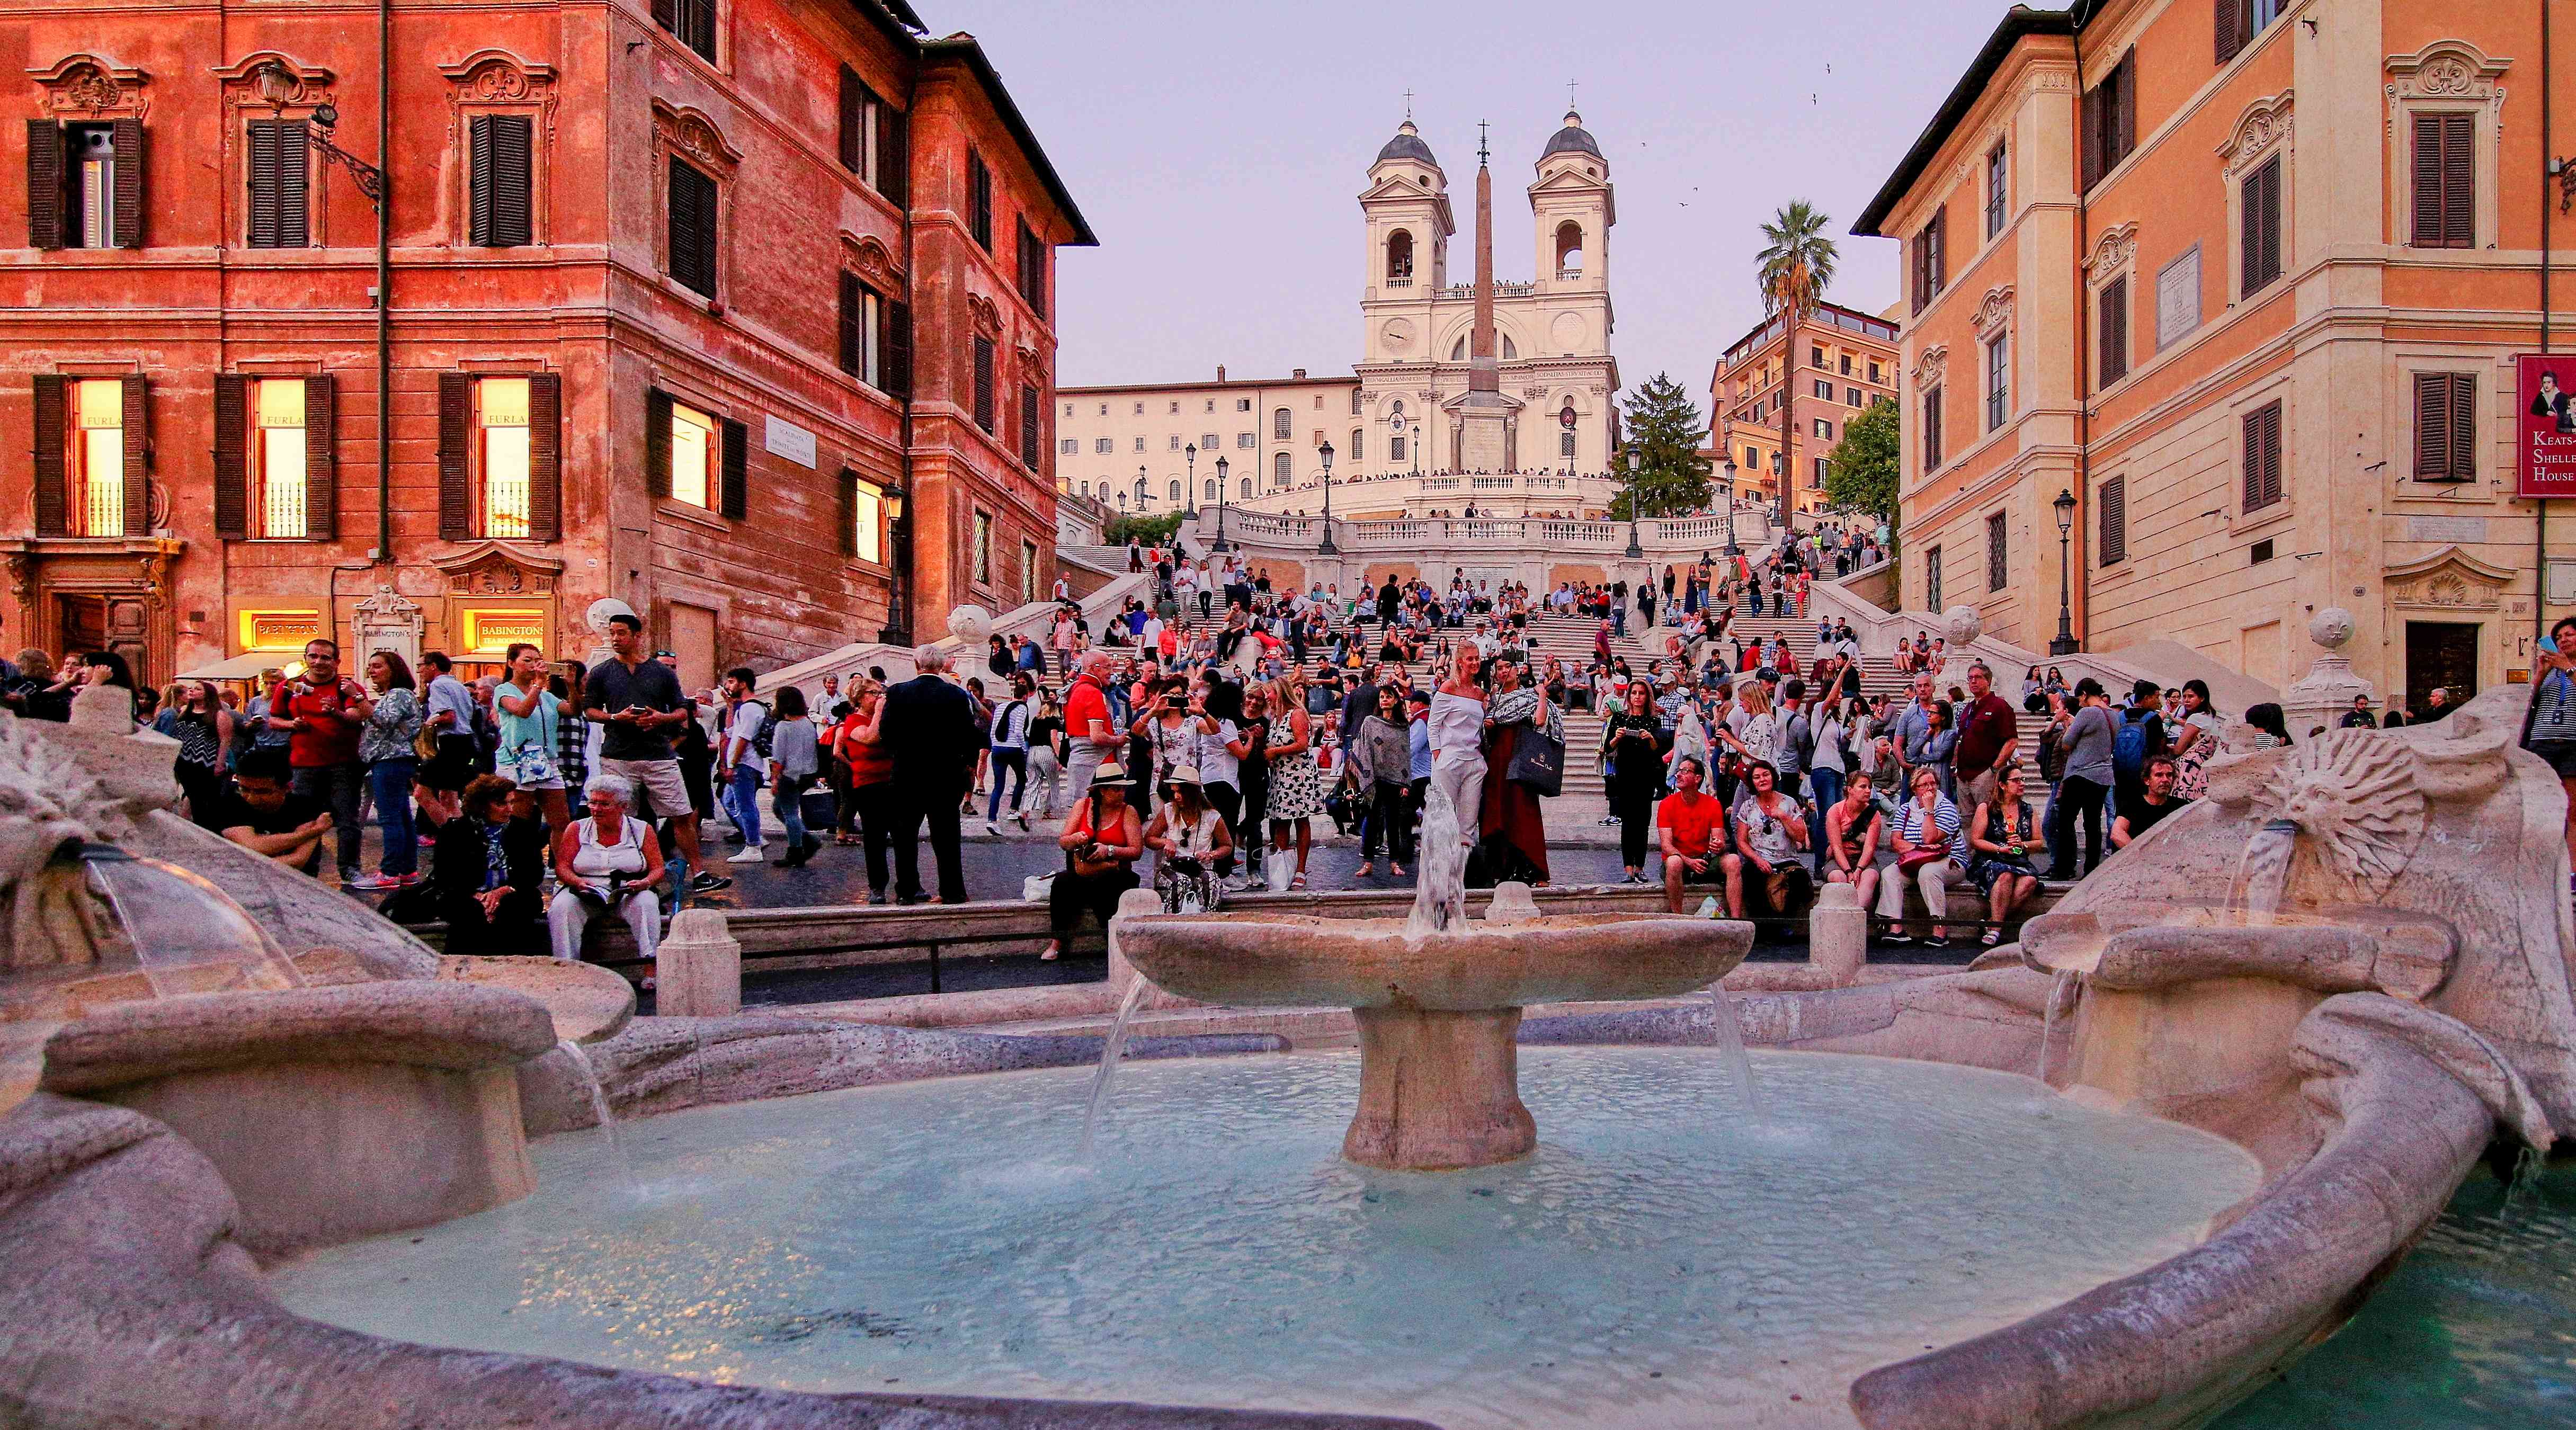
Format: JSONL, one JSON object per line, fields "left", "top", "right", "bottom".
{"left": 1708, "top": 300, "right": 1901, "bottom": 523}
{"left": 1858, "top": 0, "right": 2565, "bottom": 710}
{"left": 4, "top": 0, "right": 1090, "bottom": 692}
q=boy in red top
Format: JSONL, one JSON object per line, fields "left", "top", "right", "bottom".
{"left": 272, "top": 638, "right": 372, "bottom": 887}
{"left": 1655, "top": 754, "right": 1728, "bottom": 914}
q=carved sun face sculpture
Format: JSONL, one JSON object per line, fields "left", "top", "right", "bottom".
{"left": 2259, "top": 734, "right": 2426, "bottom": 899}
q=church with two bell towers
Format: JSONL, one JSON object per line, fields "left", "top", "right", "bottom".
{"left": 1355, "top": 109, "right": 1620, "bottom": 478}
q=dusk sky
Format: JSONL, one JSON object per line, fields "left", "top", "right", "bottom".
{"left": 934, "top": 0, "right": 2012, "bottom": 412}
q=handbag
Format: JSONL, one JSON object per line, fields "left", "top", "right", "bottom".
{"left": 1505, "top": 724, "right": 1565, "bottom": 797}
{"left": 508, "top": 740, "right": 558, "bottom": 785}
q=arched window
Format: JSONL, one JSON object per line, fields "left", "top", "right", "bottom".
{"left": 1554, "top": 221, "right": 1584, "bottom": 276}
{"left": 1078, "top": 480, "right": 1090, "bottom": 496}
{"left": 1273, "top": 451, "right": 1291, "bottom": 484}
{"left": 1387, "top": 229, "right": 1414, "bottom": 281}
{"left": 1240, "top": 477, "right": 1253, "bottom": 499}
{"left": 1350, "top": 429, "right": 1363, "bottom": 463}
{"left": 1167, "top": 479, "right": 1181, "bottom": 501}
{"left": 1204, "top": 478, "right": 1217, "bottom": 501}
{"left": 1272, "top": 407, "right": 1291, "bottom": 441}
{"left": 1350, "top": 388, "right": 1363, "bottom": 415}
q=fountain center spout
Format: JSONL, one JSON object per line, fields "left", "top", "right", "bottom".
{"left": 2230, "top": 819, "right": 2303, "bottom": 927}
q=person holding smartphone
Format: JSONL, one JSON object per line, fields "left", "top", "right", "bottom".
{"left": 583, "top": 613, "right": 703, "bottom": 897}
{"left": 2528, "top": 618, "right": 2576, "bottom": 892}
{"left": 1041, "top": 762, "right": 1144, "bottom": 960}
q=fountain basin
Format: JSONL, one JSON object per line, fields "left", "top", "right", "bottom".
{"left": 1118, "top": 911, "right": 1752, "bottom": 1168}
{"left": 39, "top": 982, "right": 557, "bottom": 1255}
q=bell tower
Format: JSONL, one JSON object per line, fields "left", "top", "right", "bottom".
{"left": 1359, "top": 120, "right": 1452, "bottom": 368}
{"left": 1531, "top": 109, "right": 1612, "bottom": 296}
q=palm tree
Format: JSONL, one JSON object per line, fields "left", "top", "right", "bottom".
{"left": 1755, "top": 201, "right": 1839, "bottom": 531}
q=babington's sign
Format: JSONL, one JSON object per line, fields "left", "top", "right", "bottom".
{"left": 2518, "top": 354, "right": 2576, "bottom": 497}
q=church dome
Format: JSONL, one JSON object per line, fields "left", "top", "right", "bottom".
{"left": 1541, "top": 110, "right": 1602, "bottom": 162}
{"left": 1375, "top": 120, "right": 1440, "bottom": 169}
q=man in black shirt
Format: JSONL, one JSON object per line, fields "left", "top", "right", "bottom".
{"left": 2110, "top": 754, "right": 2191, "bottom": 851}
{"left": 585, "top": 613, "right": 706, "bottom": 891}
{"left": 2339, "top": 695, "right": 2378, "bottom": 730}
{"left": 211, "top": 748, "right": 333, "bottom": 875}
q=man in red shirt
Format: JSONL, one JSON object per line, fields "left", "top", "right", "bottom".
{"left": 1953, "top": 660, "right": 2021, "bottom": 815}
{"left": 1655, "top": 755, "right": 1728, "bottom": 914}
{"left": 1063, "top": 650, "right": 1119, "bottom": 803}
{"left": 271, "top": 638, "right": 372, "bottom": 887}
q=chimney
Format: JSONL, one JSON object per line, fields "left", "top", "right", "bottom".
{"left": 1216, "top": 364, "right": 1227, "bottom": 382}
{"left": 1293, "top": 368, "right": 1306, "bottom": 379}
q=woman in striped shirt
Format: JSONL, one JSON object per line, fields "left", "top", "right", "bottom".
{"left": 2528, "top": 615, "right": 2576, "bottom": 895}
{"left": 1877, "top": 765, "right": 1967, "bottom": 947}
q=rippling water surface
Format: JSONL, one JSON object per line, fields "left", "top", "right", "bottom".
{"left": 274, "top": 1049, "right": 2258, "bottom": 1427}
{"left": 2220, "top": 1156, "right": 2576, "bottom": 1427}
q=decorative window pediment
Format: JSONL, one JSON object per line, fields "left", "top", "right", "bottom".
{"left": 30, "top": 53, "right": 149, "bottom": 119}
{"left": 2218, "top": 91, "right": 2294, "bottom": 176}
{"left": 2384, "top": 544, "right": 2513, "bottom": 611}
{"left": 1972, "top": 285, "right": 2015, "bottom": 335}
{"left": 2085, "top": 221, "right": 2138, "bottom": 279}
{"left": 1912, "top": 344, "right": 1948, "bottom": 391}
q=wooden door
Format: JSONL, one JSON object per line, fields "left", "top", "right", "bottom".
{"left": 2404, "top": 621, "right": 2479, "bottom": 714}
{"left": 666, "top": 601, "right": 717, "bottom": 696}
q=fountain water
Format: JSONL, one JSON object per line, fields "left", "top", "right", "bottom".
{"left": 555, "top": 1038, "right": 633, "bottom": 1189}
{"left": 2036, "top": 969, "right": 2075, "bottom": 1083}
{"left": 1700, "top": 986, "right": 1765, "bottom": 1120}
{"left": 1078, "top": 977, "right": 1153, "bottom": 1161}
{"left": 2227, "top": 818, "right": 2299, "bottom": 926}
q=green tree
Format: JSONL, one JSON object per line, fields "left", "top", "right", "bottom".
{"left": 1610, "top": 373, "right": 1715, "bottom": 519}
{"left": 1754, "top": 200, "right": 1839, "bottom": 522}
{"left": 1823, "top": 397, "right": 1900, "bottom": 523}
{"left": 1103, "top": 511, "right": 1185, "bottom": 546}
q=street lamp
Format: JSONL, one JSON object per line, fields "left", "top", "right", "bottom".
{"left": 1213, "top": 455, "right": 1231, "bottom": 552}
{"left": 1183, "top": 443, "right": 1198, "bottom": 519}
{"left": 1719, "top": 459, "right": 1742, "bottom": 558}
{"left": 1621, "top": 446, "right": 1644, "bottom": 559}
{"left": 1316, "top": 440, "right": 1339, "bottom": 555}
{"left": 2051, "top": 487, "right": 2080, "bottom": 655}
{"left": 880, "top": 484, "right": 912, "bottom": 646}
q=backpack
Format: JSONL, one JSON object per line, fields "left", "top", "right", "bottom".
{"left": 2113, "top": 709, "right": 2152, "bottom": 784}
{"left": 744, "top": 701, "right": 776, "bottom": 759}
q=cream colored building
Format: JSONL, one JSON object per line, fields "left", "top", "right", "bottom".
{"left": 1057, "top": 109, "right": 1622, "bottom": 518}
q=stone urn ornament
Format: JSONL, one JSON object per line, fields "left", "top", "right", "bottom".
{"left": 948, "top": 604, "right": 995, "bottom": 649}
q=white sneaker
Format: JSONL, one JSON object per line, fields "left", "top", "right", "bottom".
{"left": 984, "top": 821, "right": 1000, "bottom": 836}
{"left": 726, "top": 848, "right": 766, "bottom": 864}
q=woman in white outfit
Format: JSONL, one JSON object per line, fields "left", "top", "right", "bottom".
{"left": 548, "top": 773, "right": 667, "bottom": 964}
{"left": 1428, "top": 656, "right": 1488, "bottom": 849}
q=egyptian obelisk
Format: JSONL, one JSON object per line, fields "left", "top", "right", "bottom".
{"left": 1455, "top": 121, "right": 1512, "bottom": 472}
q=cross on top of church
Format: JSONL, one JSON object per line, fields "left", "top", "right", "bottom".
{"left": 1567, "top": 79, "right": 1578, "bottom": 110}
{"left": 1477, "top": 119, "right": 1489, "bottom": 165}
{"left": 1403, "top": 87, "right": 1414, "bottom": 121}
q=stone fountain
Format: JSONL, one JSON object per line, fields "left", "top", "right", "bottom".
{"left": 1117, "top": 783, "right": 1754, "bottom": 1168}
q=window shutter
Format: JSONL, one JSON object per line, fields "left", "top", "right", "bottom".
{"left": 2413, "top": 374, "right": 2450, "bottom": 479}
{"left": 2445, "top": 373, "right": 2474, "bottom": 481}
{"left": 110, "top": 118, "right": 142, "bottom": 248}
{"left": 2080, "top": 83, "right": 2103, "bottom": 190}
{"left": 972, "top": 335, "right": 995, "bottom": 432}
{"left": 31, "top": 376, "right": 65, "bottom": 537}
{"left": 437, "top": 372, "right": 472, "bottom": 539}
{"left": 644, "top": 387, "right": 674, "bottom": 498}
{"left": 876, "top": 98, "right": 907, "bottom": 206}
{"left": 969, "top": 151, "right": 992, "bottom": 249}
{"left": 667, "top": 159, "right": 718, "bottom": 297}
{"left": 1928, "top": 210, "right": 1945, "bottom": 293}
{"left": 2215, "top": 0, "right": 2245, "bottom": 65}
{"left": 470, "top": 114, "right": 533, "bottom": 248}
{"left": 719, "top": 417, "right": 748, "bottom": 519}
{"left": 883, "top": 300, "right": 912, "bottom": 397}
{"left": 1019, "top": 383, "right": 1039, "bottom": 467}
{"left": 836, "top": 467, "right": 857, "bottom": 557}
{"left": 838, "top": 66, "right": 864, "bottom": 173}
{"left": 652, "top": 0, "right": 676, "bottom": 29}
{"left": 2099, "top": 476, "right": 2127, "bottom": 566}
{"left": 2243, "top": 402, "right": 2283, "bottom": 510}
{"left": 213, "top": 374, "right": 249, "bottom": 539}
{"left": 837, "top": 271, "right": 861, "bottom": 376}
{"left": 248, "top": 119, "right": 310, "bottom": 248}
{"left": 2099, "top": 276, "right": 2129, "bottom": 387}
{"left": 304, "top": 373, "right": 337, "bottom": 539}
{"left": 25, "top": 120, "right": 62, "bottom": 250}
{"left": 120, "top": 376, "right": 149, "bottom": 535}
{"left": 2243, "top": 156, "right": 2281, "bottom": 294}
{"left": 248, "top": 121, "right": 280, "bottom": 247}
{"left": 2114, "top": 58, "right": 2136, "bottom": 164}
{"left": 525, "top": 372, "right": 561, "bottom": 540}
{"left": 2409, "top": 113, "right": 2472, "bottom": 249}
{"left": 469, "top": 115, "right": 493, "bottom": 245}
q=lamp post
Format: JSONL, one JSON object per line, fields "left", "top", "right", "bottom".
{"left": 2051, "top": 487, "right": 2080, "bottom": 654}
{"left": 1213, "top": 455, "right": 1231, "bottom": 552}
{"left": 1316, "top": 440, "right": 1339, "bottom": 554}
{"left": 1183, "top": 443, "right": 1198, "bottom": 519}
{"left": 880, "top": 484, "right": 912, "bottom": 646}
{"left": 1719, "top": 459, "right": 1742, "bottom": 558}
{"left": 1622, "top": 446, "right": 1644, "bottom": 559}
{"left": 1139, "top": 464, "right": 1148, "bottom": 513}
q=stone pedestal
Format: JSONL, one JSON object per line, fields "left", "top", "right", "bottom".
{"left": 1808, "top": 881, "right": 1866, "bottom": 985}
{"left": 1343, "top": 1006, "right": 1536, "bottom": 1170}
{"left": 656, "top": 909, "right": 741, "bottom": 1018}
{"left": 2279, "top": 608, "right": 2374, "bottom": 743}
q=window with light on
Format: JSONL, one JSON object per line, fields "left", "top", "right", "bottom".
{"left": 668, "top": 399, "right": 715, "bottom": 509}
{"left": 73, "top": 378, "right": 124, "bottom": 537}
{"left": 254, "top": 379, "right": 308, "bottom": 539}
{"left": 851, "top": 476, "right": 883, "bottom": 564}
{"left": 478, "top": 377, "right": 533, "bottom": 537}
